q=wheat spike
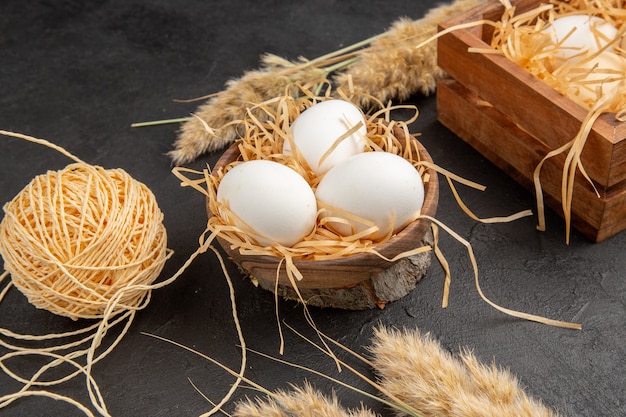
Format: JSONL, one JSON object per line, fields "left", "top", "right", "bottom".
{"left": 334, "top": 0, "right": 486, "bottom": 108}
{"left": 369, "top": 326, "right": 564, "bottom": 417}
{"left": 169, "top": 59, "right": 325, "bottom": 165}
{"left": 232, "top": 382, "right": 379, "bottom": 417}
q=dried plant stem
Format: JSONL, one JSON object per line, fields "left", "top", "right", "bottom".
{"left": 280, "top": 32, "right": 388, "bottom": 77}
{"left": 131, "top": 117, "right": 191, "bottom": 128}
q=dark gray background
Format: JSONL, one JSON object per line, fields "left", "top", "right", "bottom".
{"left": 0, "top": 1, "right": 624, "bottom": 416}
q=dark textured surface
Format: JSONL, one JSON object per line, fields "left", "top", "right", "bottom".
{"left": 0, "top": 1, "right": 625, "bottom": 416}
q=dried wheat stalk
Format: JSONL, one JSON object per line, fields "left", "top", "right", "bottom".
{"left": 369, "top": 326, "right": 564, "bottom": 417}
{"left": 334, "top": 0, "right": 486, "bottom": 108}
{"left": 228, "top": 325, "right": 564, "bottom": 416}
{"left": 169, "top": 0, "right": 487, "bottom": 164}
{"left": 169, "top": 55, "right": 326, "bottom": 165}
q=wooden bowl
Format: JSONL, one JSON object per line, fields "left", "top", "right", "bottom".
{"left": 207, "top": 128, "right": 439, "bottom": 309}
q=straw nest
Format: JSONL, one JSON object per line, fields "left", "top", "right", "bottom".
{"left": 186, "top": 90, "right": 439, "bottom": 308}
{"left": 208, "top": 128, "right": 437, "bottom": 309}
{"left": 204, "top": 95, "right": 432, "bottom": 250}
{"left": 490, "top": 0, "right": 626, "bottom": 114}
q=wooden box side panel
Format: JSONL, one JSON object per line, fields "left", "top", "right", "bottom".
{"left": 436, "top": 78, "right": 626, "bottom": 242}
{"left": 437, "top": 0, "right": 626, "bottom": 188}
{"left": 597, "top": 180, "right": 626, "bottom": 241}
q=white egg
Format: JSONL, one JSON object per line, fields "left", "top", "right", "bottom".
{"left": 565, "top": 51, "right": 626, "bottom": 108}
{"left": 216, "top": 160, "right": 317, "bottom": 247}
{"left": 283, "top": 99, "right": 367, "bottom": 176}
{"left": 546, "top": 15, "right": 618, "bottom": 60}
{"left": 315, "top": 151, "right": 425, "bottom": 241}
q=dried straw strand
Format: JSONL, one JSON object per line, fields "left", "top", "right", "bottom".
{"left": 369, "top": 326, "right": 564, "bottom": 417}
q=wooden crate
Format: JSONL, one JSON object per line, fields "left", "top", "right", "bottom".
{"left": 436, "top": 0, "right": 626, "bottom": 242}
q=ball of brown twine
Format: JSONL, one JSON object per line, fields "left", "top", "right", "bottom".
{"left": 0, "top": 162, "right": 169, "bottom": 320}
